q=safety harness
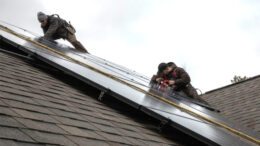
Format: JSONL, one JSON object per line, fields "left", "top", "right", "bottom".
{"left": 50, "top": 14, "right": 76, "bottom": 34}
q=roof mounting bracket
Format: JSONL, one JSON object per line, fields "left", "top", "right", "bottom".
{"left": 158, "top": 119, "right": 171, "bottom": 132}
{"left": 27, "top": 51, "right": 38, "bottom": 58}
{"left": 137, "top": 105, "right": 142, "bottom": 110}
{"left": 98, "top": 89, "right": 111, "bottom": 101}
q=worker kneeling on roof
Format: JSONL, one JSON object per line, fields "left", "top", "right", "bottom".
{"left": 151, "top": 62, "right": 207, "bottom": 104}
{"left": 37, "top": 12, "right": 88, "bottom": 53}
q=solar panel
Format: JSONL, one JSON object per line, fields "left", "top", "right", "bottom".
{"left": 0, "top": 23, "right": 259, "bottom": 146}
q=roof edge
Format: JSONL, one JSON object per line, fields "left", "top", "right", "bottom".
{"left": 204, "top": 74, "right": 260, "bottom": 94}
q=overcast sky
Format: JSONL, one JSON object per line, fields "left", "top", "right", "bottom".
{"left": 1, "top": 0, "right": 260, "bottom": 93}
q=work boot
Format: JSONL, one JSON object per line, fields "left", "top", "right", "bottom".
{"left": 71, "top": 41, "right": 89, "bottom": 53}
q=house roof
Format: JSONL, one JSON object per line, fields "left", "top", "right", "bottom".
{"left": 0, "top": 24, "right": 259, "bottom": 145}
{"left": 202, "top": 75, "right": 260, "bottom": 133}
{"left": 0, "top": 48, "right": 191, "bottom": 145}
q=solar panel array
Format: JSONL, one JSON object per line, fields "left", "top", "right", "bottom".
{"left": 0, "top": 23, "right": 259, "bottom": 146}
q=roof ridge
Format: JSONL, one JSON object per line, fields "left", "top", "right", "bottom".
{"left": 204, "top": 74, "right": 260, "bottom": 94}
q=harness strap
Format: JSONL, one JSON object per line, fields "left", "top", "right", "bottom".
{"left": 50, "top": 14, "right": 76, "bottom": 34}
{"left": 173, "top": 69, "right": 178, "bottom": 78}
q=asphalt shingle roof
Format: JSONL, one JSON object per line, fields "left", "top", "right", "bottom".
{"left": 202, "top": 75, "right": 260, "bottom": 133}
{"left": 0, "top": 51, "right": 183, "bottom": 146}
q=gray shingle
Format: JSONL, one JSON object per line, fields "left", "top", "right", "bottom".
{"left": 113, "top": 117, "right": 144, "bottom": 127}
{"left": 65, "top": 96, "right": 94, "bottom": 105}
{"left": 69, "top": 106, "right": 96, "bottom": 117}
{"left": 0, "top": 115, "right": 25, "bottom": 128}
{"left": 42, "top": 96, "right": 73, "bottom": 106}
{"left": 0, "top": 91, "right": 39, "bottom": 105}
{"left": 58, "top": 124, "right": 106, "bottom": 141}
{"left": 0, "top": 71, "right": 42, "bottom": 87}
{"left": 49, "top": 108, "right": 85, "bottom": 121}
{"left": 66, "top": 135, "right": 111, "bottom": 146}
{"left": 0, "top": 51, "right": 181, "bottom": 145}
{"left": 92, "top": 123, "right": 122, "bottom": 135}
{"left": 0, "top": 78, "right": 30, "bottom": 91}
{"left": 15, "top": 117, "right": 67, "bottom": 134}
{"left": 0, "top": 139, "right": 44, "bottom": 146}
{"left": 40, "top": 86, "right": 68, "bottom": 96}
{"left": 33, "top": 98, "right": 74, "bottom": 112}
{"left": 138, "top": 139, "right": 170, "bottom": 146}
{"left": 202, "top": 75, "right": 260, "bottom": 133}
{"left": 1, "top": 98, "right": 53, "bottom": 115}
{"left": 135, "top": 126, "right": 161, "bottom": 136}
{"left": 123, "top": 136, "right": 148, "bottom": 146}
{"left": 112, "top": 122, "right": 141, "bottom": 133}
{"left": 24, "top": 87, "right": 65, "bottom": 99}
{"left": 51, "top": 115, "right": 98, "bottom": 131}
{"left": 81, "top": 115, "right": 114, "bottom": 126}
{"left": 116, "top": 128, "right": 145, "bottom": 139}
{"left": 11, "top": 108, "right": 59, "bottom": 123}
{"left": 71, "top": 104, "right": 102, "bottom": 117}
{"left": 0, "top": 85, "right": 46, "bottom": 100}
{"left": 21, "top": 129, "right": 77, "bottom": 146}
{"left": 141, "top": 133, "right": 170, "bottom": 144}
{"left": 0, "top": 127, "right": 35, "bottom": 142}
{"left": 0, "top": 106, "right": 19, "bottom": 117}
{"left": 96, "top": 131, "right": 133, "bottom": 145}
{"left": 0, "top": 100, "right": 5, "bottom": 106}
{"left": 94, "top": 111, "right": 132, "bottom": 125}
{"left": 0, "top": 73, "right": 16, "bottom": 84}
